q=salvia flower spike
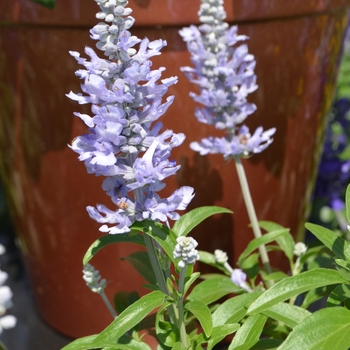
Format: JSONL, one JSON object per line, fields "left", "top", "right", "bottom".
{"left": 67, "top": 0, "right": 194, "bottom": 234}
{"left": 180, "top": 0, "right": 276, "bottom": 159}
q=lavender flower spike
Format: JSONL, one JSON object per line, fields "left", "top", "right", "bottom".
{"left": 180, "top": 0, "right": 276, "bottom": 159}
{"left": 68, "top": 0, "right": 194, "bottom": 233}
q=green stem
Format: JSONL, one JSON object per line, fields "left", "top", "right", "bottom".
{"left": 143, "top": 233, "right": 177, "bottom": 323}
{"left": 144, "top": 234, "right": 169, "bottom": 295}
{"left": 100, "top": 291, "right": 118, "bottom": 319}
{"left": 234, "top": 156, "right": 271, "bottom": 274}
{"left": 177, "top": 266, "right": 188, "bottom": 347}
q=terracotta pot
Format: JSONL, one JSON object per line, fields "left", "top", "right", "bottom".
{"left": 0, "top": 0, "right": 349, "bottom": 340}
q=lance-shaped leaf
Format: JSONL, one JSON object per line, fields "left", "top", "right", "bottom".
{"left": 91, "top": 291, "right": 166, "bottom": 348}
{"left": 123, "top": 251, "right": 157, "bottom": 286}
{"left": 277, "top": 307, "right": 350, "bottom": 350}
{"left": 61, "top": 335, "right": 98, "bottom": 350}
{"left": 238, "top": 229, "right": 290, "bottom": 265}
{"left": 131, "top": 220, "right": 178, "bottom": 265}
{"left": 62, "top": 334, "right": 153, "bottom": 350}
{"left": 194, "top": 324, "right": 240, "bottom": 350}
{"left": 262, "top": 302, "right": 311, "bottom": 328}
{"left": 83, "top": 233, "right": 145, "bottom": 265}
{"left": 228, "top": 314, "right": 267, "bottom": 350}
{"left": 185, "top": 300, "right": 213, "bottom": 337}
{"left": 335, "top": 258, "right": 350, "bottom": 272}
{"left": 188, "top": 277, "right": 242, "bottom": 305}
{"left": 346, "top": 184, "right": 350, "bottom": 223}
{"left": 327, "top": 284, "right": 350, "bottom": 307}
{"left": 212, "top": 292, "right": 262, "bottom": 327}
{"left": 172, "top": 206, "right": 232, "bottom": 237}
{"left": 305, "top": 223, "right": 350, "bottom": 262}
{"left": 248, "top": 269, "right": 347, "bottom": 314}
{"left": 259, "top": 221, "right": 295, "bottom": 261}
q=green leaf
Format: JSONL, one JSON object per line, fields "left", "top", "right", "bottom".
{"left": 228, "top": 314, "right": 267, "bottom": 350}
{"left": 155, "top": 302, "right": 179, "bottom": 347}
{"left": 212, "top": 292, "right": 262, "bottom": 327}
{"left": 123, "top": 251, "right": 157, "bottom": 286}
{"left": 83, "top": 233, "right": 145, "bottom": 265}
{"left": 114, "top": 291, "right": 139, "bottom": 315}
{"left": 305, "top": 223, "right": 350, "bottom": 261}
{"left": 238, "top": 229, "right": 290, "bottom": 265}
{"left": 262, "top": 302, "right": 311, "bottom": 328}
{"left": 250, "top": 339, "right": 283, "bottom": 349}
{"left": 188, "top": 277, "right": 242, "bottom": 305}
{"left": 299, "top": 245, "right": 329, "bottom": 265}
{"left": 185, "top": 300, "right": 213, "bottom": 337}
{"left": 335, "top": 259, "right": 350, "bottom": 272}
{"left": 101, "top": 335, "right": 153, "bottom": 350}
{"left": 184, "top": 272, "right": 201, "bottom": 295}
{"left": 346, "top": 184, "right": 350, "bottom": 223}
{"left": 327, "top": 284, "right": 350, "bottom": 307}
{"left": 172, "top": 206, "right": 232, "bottom": 237}
{"left": 208, "top": 324, "right": 240, "bottom": 350}
{"left": 264, "top": 272, "right": 289, "bottom": 282}
{"left": 259, "top": 221, "right": 294, "bottom": 260}
{"left": 194, "top": 324, "right": 240, "bottom": 350}
{"left": 277, "top": 307, "right": 350, "bottom": 350}
{"left": 248, "top": 269, "right": 347, "bottom": 314}
{"left": 171, "top": 342, "right": 189, "bottom": 350}
{"left": 61, "top": 335, "right": 98, "bottom": 350}
{"left": 241, "top": 253, "right": 260, "bottom": 280}
{"left": 301, "top": 285, "right": 335, "bottom": 309}
{"left": 31, "top": 0, "right": 56, "bottom": 9}
{"left": 131, "top": 220, "right": 177, "bottom": 265}
{"left": 91, "top": 291, "right": 166, "bottom": 348}
{"left": 198, "top": 251, "right": 216, "bottom": 266}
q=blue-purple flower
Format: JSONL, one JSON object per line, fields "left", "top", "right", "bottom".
{"left": 68, "top": 0, "right": 194, "bottom": 234}
{"left": 180, "top": 0, "right": 275, "bottom": 159}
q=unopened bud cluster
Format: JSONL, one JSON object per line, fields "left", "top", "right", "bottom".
{"left": 214, "top": 249, "right": 228, "bottom": 264}
{"left": 83, "top": 263, "right": 107, "bottom": 294}
{"left": 173, "top": 237, "right": 200, "bottom": 268}
{"left": 294, "top": 242, "right": 307, "bottom": 257}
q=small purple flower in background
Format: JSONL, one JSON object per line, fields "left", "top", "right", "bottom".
{"left": 231, "top": 268, "right": 252, "bottom": 292}
{"left": 67, "top": 0, "right": 194, "bottom": 234}
{"left": 313, "top": 99, "right": 350, "bottom": 212}
{"left": 179, "top": 0, "right": 276, "bottom": 159}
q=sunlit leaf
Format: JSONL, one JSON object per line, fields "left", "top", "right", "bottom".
{"left": 83, "top": 233, "right": 145, "bottom": 265}
{"left": 248, "top": 269, "right": 347, "bottom": 314}
{"left": 277, "top": 307, "right": 350, "bottom": 350}
{"left": 172, "top": 206, "right": 232, "bottom": 237}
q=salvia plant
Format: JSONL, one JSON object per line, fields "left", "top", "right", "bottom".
{"left": 62, "top": 0, "right": 350, "bottom": 349}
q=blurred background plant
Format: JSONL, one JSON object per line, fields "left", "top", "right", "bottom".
{"left": 30, "top": 0, "right": 56, "bottom": 9}
{"left": 308, "top": 26, "right": 350, "bottom": 239}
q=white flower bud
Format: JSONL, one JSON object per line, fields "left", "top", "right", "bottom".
{"left": 96, "top": 12, "right": 106, "bottom": 20}
{"left": 173, "top": 236, "right": 199, "bottom": 268}
{"left": 105, "top": 14, "right": 115, "bottom": 22}
{"left": 83, "top": 264, "right": 107, "bottom": 294}
{"left": 214, "top": 249, "right": 228, "bottom": 264}
{"left": 0, "top": 315, "right": 16, "bottom": 330}
{"left": 294, "top": 242, "right": 307, "bottom": 257}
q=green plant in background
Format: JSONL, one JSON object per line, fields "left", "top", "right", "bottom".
{"left": 30, "top": 0, "right": 56, "bottom": 9}
{"left": 309, "top": 32, "right": 350, "bottom": 238}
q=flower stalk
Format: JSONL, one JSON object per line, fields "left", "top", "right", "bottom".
{"left": 234, "top": 156, "right": 271, "bottom": 274}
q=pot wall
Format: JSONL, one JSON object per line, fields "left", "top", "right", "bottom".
{"left": 0, "top": 0, "right": 349, "bottom": 339}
